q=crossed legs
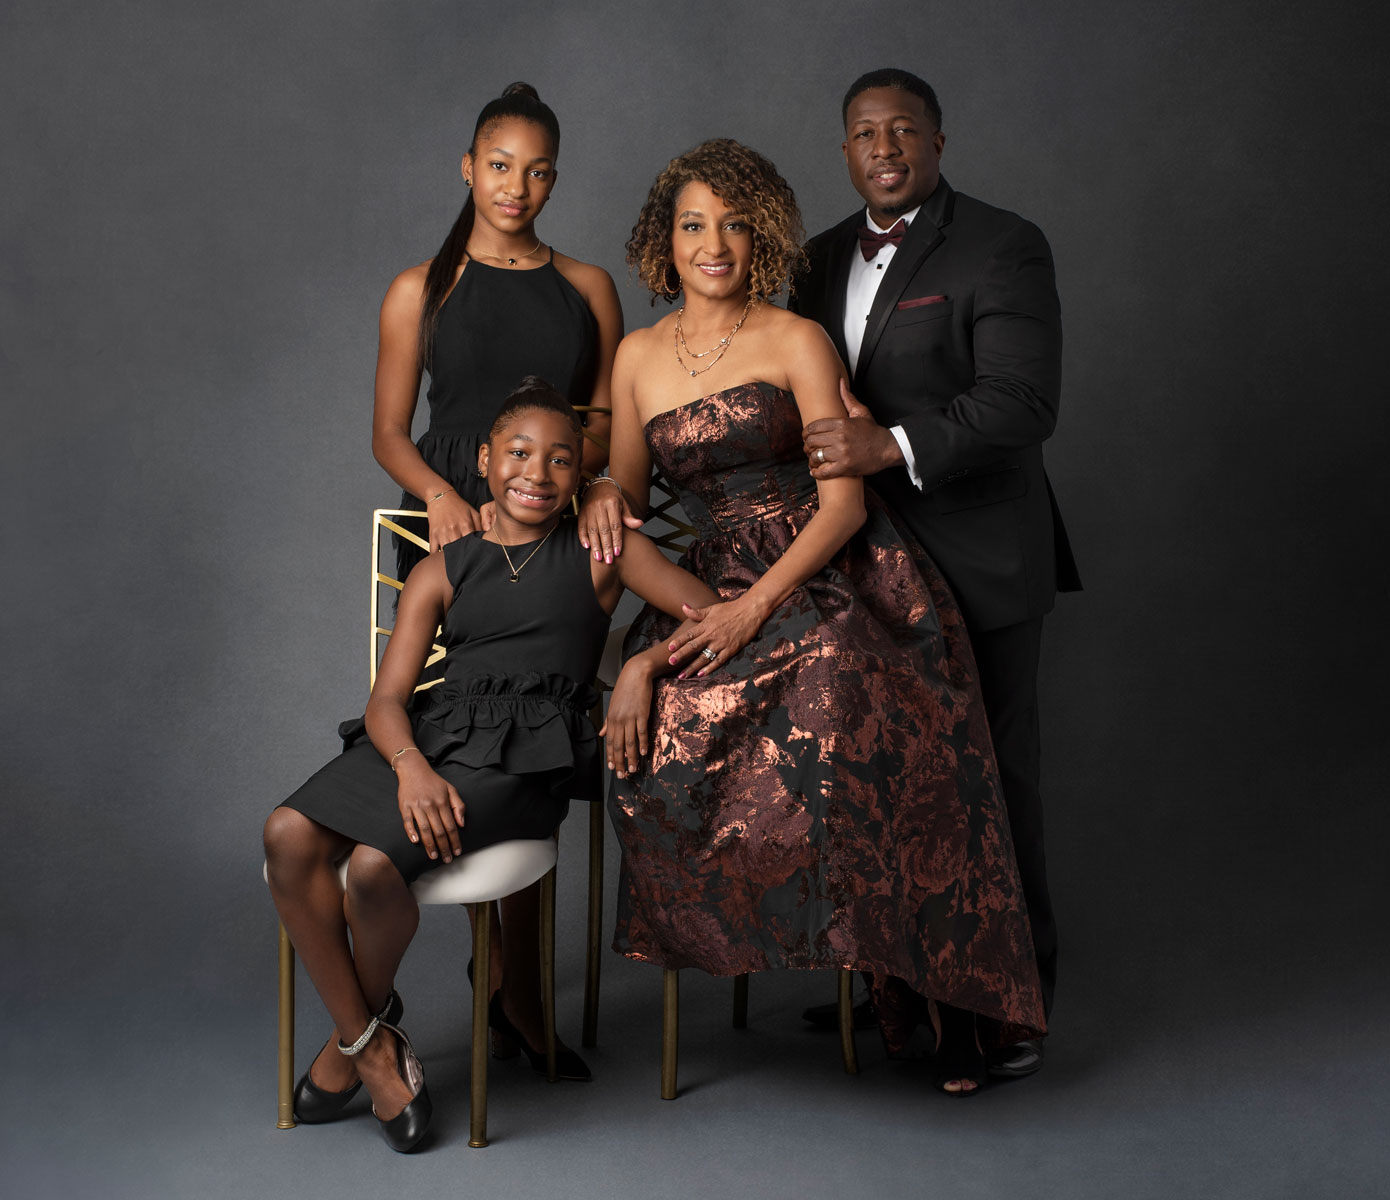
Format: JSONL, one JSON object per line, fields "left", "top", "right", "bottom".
{"left": 263, "top": 807, "right": 418, "bottom": 1119}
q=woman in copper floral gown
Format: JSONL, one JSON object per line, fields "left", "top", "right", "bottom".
{"left": 578, "top": 140, "right": 1043, "bottom": 1093}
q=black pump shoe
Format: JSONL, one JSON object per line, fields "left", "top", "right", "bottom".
{"left": 292, "top": 990, "right": 404, "bottom": 1123}
{"left": 371, "top": 1021, "right": 432, "bottom": 1153}
{"left": 466, "top": 957, "right": 590, "bottom": 1081}
{"left": 488, "top": 993, "right": 592, "bottom": 1082}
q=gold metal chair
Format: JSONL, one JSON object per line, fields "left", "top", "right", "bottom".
{"left": 270, "top": 841, "right": 558, "bottom": 1147}
{"left": 270, "top": 510, "right": 563, "bottom": 1148}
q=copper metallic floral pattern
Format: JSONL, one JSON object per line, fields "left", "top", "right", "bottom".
{"left": 610, "top": 382, "right": 1044, "bottom": 1041}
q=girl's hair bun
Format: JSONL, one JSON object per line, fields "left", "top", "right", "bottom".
{"left": 501, "top": 81, "right": 540, "bottom": 101}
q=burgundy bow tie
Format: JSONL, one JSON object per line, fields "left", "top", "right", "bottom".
{"left": 857, "top": 219, "right": 907, "bottom": 261}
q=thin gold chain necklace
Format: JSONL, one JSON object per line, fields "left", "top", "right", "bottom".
{"left": 466, "top": 239, "right": 543, "bottom": 267}
{"left": 494, "top": 523, "right": 556, "bottom": 582}
{"left": 674, "top": 296, "right": 755, "bottom": 377}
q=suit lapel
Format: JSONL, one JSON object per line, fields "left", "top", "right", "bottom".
{"left": 853, "top": 181, "right": 954, "bottom": 387}
{"left": 821, "top": 216, "right": 858, "bottom": 367}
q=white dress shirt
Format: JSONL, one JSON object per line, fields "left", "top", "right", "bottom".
{"left": 842, "top": 207, "right": 924, "bottom": 489}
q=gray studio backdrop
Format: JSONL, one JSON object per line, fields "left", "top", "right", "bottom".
{"left": 3, "top": 1, "right": 1386, "bottom": 1197}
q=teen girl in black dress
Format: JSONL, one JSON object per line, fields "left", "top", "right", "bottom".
{"left": 372, "top": 83, "right": 623, "bottom": 585}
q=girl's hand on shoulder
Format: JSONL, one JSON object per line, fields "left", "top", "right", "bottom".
{"left": 667, "top": 596, "right": 771, "bottom": 677}
{"left": 600, "top": 660, "right": 655, "bottom": 778}
{"left": 578, "top": 482, "right": 642, "bottom": 564}
{"left": 478, "top": 500, "right": 496, "bottom": 532}
{"left": 395, "top": 754, "right": 465, "bottom": 862}
{"left": 427, "top": 491, "right": 483, "bottom": 551}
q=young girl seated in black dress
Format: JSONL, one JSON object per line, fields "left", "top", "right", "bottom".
{"left": 263, "top": 377, "right": 719, "bottom": 1152}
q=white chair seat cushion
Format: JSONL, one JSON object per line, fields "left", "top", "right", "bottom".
{"left": 262, "top": 837, "right": 557, "bottom": 906}
{"left": 409, "top": 838, "right": 557, "bottom": 905}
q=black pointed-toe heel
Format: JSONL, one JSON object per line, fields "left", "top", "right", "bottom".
{"left": 371, "top": 1021, "right": 432, "bottom": 1153}
{"left": 292, "top": 990, "right": 404, "bottom": 1123}
{"left": 488, "top": 993, "right": 592, "bottom": 1082}
{"left": 930, "top": 1001, "right": 987, "bottom": 1098}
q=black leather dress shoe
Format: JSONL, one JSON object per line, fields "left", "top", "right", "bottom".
{"left": 801, "top": 997, "right": 877, "bottom": 1031}
{"left": 292, "top": 991, "right": 404, "bottom": 1124}
{"left": 986, "top": 1038, "right": 1044, "bottom": 1078}
{"left": 293, "top": 1070, "right": 362, "bottom": 1124}
{"left": 373, "top": 1021, "right": 432, "bottom": 1153}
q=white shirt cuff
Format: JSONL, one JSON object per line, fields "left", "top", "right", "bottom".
{"left": 889, "top": 425, "right": 924, "bottom": 490}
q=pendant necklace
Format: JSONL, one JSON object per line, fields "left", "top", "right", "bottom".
{"left": 495, "top": 523, "right": 556, "bottom": 582}
{"left": 674, "top": 295, "right": 755, "bottom": 377}
{"left": 467, "top": 239, "right": 543, "bottom": 267}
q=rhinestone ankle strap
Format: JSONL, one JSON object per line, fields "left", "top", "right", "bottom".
{"left": 336, "top": 1015, "right": 379, "bottom": 1056}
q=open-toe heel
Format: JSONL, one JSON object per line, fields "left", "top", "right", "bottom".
{"left": 338, "top": 1011, "right": 432, "bottom": 1153}
{"left": 293, "top": 990, "right": 404, "bottom": 1123}
{"left": 930, "top": 1001, "right": 986, "bottom": 1098}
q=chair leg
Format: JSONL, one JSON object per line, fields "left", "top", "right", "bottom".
{"left": 583, "top": 801, "right": 603, "bottom": 1048}
{"left": 469, "top": 902, "right": 490, "bottom": 1148}
{"left": 540, "top": 867, "right": 558, "bottom": 1082}
{"left": 276, "top": 923, "right": 296, "bottom": 1129}
{"left": 732, "top": 973, "right": 749, "bottom": 1029}
{"left": 661, "top": 968, "right": 679, "bottom": 1100}
{"left": 838, "top": 969, "right": 859, "bottom": 1076}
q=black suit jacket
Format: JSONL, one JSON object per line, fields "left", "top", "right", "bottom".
{"left": 792, "top": 177, "right": 1080, "bottom": 631}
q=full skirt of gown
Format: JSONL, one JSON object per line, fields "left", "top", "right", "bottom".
{"left": 609, "top": 381, "right": 1045, "bottom": 1040}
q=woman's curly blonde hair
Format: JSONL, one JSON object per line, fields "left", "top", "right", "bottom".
{"left": 626, "top": 138, "right": 807, "bottom": 305}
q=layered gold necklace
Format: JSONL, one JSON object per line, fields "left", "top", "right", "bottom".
{"left": 674, "top": 296, "right": 755, "bottom": 377}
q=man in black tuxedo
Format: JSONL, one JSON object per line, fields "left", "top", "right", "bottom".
{"left": 793, "top": 68, "right": 1080, "bottom": 1078}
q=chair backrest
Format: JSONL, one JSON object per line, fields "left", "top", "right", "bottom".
{"left": 370, "top": 508, "right": 446, "bottom": 691}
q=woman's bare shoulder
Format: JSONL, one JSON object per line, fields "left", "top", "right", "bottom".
{"left": 382, "top": 260, "right": 431, "bottom": 312}
{"left": 551, "top": 251, "right": 617, "bottom": 299}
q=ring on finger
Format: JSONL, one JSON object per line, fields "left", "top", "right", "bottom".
{"left": 701, "top": 647, "right": 717, "bottom": 662}
{"left": 816, "top": 447, "right": 826, "bottom": 463}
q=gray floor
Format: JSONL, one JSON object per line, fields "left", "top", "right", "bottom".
{"left": 6, "top": 812, "right": 1386, "bottom": 1200}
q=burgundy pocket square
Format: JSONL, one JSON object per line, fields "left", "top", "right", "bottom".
{"left": 896, "top": 294, "right": 947, "bottom": 310}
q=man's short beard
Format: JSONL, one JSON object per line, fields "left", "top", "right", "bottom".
{"left": 880, "top": 198, "right": 915, "bottom": 216}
